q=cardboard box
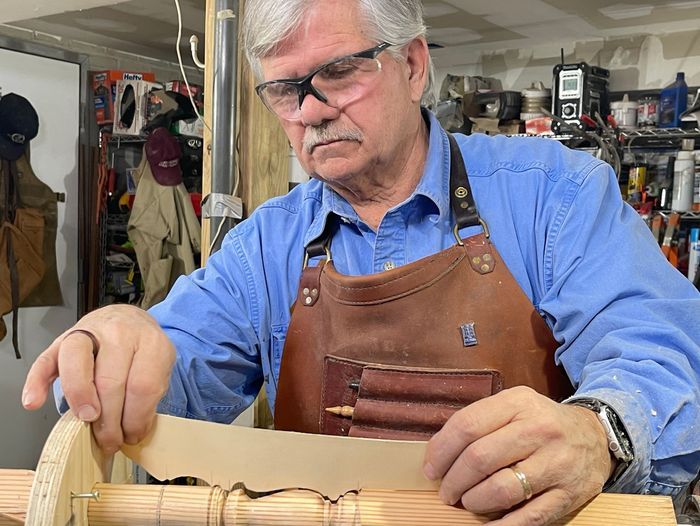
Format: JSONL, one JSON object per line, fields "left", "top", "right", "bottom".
{"left": 92, "top": 70, "right": 157, "bottom": 125}
{"left": 112, "top": 79, "right": 162, "bottom": 136}
{"left": 172, "top": 116, "right": 205, "bottom": 138}
{"left": 164, "top": 80, "right": 204, "bottom": 111}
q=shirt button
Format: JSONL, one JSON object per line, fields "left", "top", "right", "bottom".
{"left": 383, "top": 261, "right": 395, "bottom": 271}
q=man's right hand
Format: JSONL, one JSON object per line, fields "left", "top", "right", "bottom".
{"left": 22, "top": 305, "right": 176, "bottom": 454}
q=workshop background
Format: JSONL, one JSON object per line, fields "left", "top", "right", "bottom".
{"left": 1, "top": 0, "right": 699, "bottom": 472}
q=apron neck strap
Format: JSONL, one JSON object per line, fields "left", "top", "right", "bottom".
{"left": 304, "top": 131, "right": 484, "bottom": 262}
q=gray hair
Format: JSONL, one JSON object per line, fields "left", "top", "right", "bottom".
{"left": 242, "top": 0, "right": 436, "bottom": 107}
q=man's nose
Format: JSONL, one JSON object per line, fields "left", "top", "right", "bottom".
{"left": 299, "top": 92, "right": 340, "bottom": 127}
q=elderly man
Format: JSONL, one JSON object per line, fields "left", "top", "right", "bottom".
{"left": 23, "top": 0, "right": 700, "bottom": 524}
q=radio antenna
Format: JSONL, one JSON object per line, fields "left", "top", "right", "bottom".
{"left": 560, "top": 48, "right": 565, "bottom": 65}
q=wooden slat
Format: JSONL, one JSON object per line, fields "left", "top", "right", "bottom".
{"left": 200, "top": 0, "right": 216, "bottom": 264}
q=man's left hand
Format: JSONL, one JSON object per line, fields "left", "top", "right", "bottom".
{"left": 423, "top": 386, "right": 613, "bottom": 525}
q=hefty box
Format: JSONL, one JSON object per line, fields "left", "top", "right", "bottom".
{"left": 112, "top": 79, "right": 162, "bottom": 136}
{"left": 92, "top": 70, "right": 156, "bottom": 125}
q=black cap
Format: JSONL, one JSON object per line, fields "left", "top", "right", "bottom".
{"left": 0, "top": 93, "right": 39, "bottom": 161}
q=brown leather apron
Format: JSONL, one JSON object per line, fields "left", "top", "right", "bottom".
{"left": 274, "top": 134, "right": 573, "bottom": 440}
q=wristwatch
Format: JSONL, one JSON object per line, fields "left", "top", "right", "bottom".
{"left": 566, "top": 398, "right": 634, "bottom": 487}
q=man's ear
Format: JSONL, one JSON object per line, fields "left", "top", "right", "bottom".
{"left": 404, "top": 37, "right": 430, "bottom": 103}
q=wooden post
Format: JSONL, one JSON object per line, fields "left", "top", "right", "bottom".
{"left": 201, "top": 0, "right": 216, "bottom": 264}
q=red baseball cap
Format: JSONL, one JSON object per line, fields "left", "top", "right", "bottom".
{"left": 145, "top": 127, "right": 182, "bottom": 186}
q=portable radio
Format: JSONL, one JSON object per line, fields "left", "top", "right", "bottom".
{"left": 552, "top": 62, "right": 610, "bottom": 133}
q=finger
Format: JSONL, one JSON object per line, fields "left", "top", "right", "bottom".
{"left": 56, "top": 332, "right": 102, "bottom": 422}
{"left": 122, "top": 331, "right": 175, "bottom": 444}
{"left": 22, "top": 338, "right": 62, "bottom": 410}
{"left": 438, "top": 419, "right": 540, "bottom": 506}
{"left": 485, "top": 488, "right": 571, "bottom": 526}
{"left": 425, "top": 388, "right": 530, "bottom": 480}
{"left": 462, "top": 464, "right": 537, "bottom": 514}
{"left": 90, "top": 344, "right": 135, "bottom": 454}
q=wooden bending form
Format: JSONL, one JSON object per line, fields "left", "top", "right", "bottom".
{"left": 0, "top": 412, "right": 678, "bottom": 525}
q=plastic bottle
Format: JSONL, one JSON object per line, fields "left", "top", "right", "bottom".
{"left": 693, "top": 150, "right": 700, "bottom": 212}
{"left": 689, "top": 228, "right": 700, "bottom": 284}
{"left": 659, "top": 72, "right": 688, "bottom": 128}
{"left": 672, "top": 150, "right": 695, "bottom": 211}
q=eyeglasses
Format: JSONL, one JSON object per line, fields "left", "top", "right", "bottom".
{"left": 255, "top": 42, "right": 392, "bottom": 121}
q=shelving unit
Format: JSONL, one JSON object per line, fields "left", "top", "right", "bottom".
{"left": 654, "top": 211, "right": 700, "bottom": 220}
{"left": 621, "top": 128, "right": 700, "bottom": 150}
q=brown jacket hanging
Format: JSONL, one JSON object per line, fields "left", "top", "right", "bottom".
{"left": 0, "top": 158, "right": 47, "bottom": 357}
{"left": 10, "top": 154, "right": 63, "bottom": 307}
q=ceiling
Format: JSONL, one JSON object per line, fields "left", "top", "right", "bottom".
{"left": 2, "top": 0, "right": 700, "bottom": 68}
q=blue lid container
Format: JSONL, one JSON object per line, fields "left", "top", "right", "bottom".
{"left": 659, "top": 72, "right": 688, "bottom": 128}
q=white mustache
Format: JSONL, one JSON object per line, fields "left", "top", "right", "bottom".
{"left": 303, "top": 124, "right": 363, "bottom": 153}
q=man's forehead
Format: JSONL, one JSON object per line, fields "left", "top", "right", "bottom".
{"left": 260, "top": 0, "right": 370, "bottom": 79}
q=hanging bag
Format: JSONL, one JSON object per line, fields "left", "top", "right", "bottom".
{"left": 0, "top": 159, "right": 46, "bottom": 358}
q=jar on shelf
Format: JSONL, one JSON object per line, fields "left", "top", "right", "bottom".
{"left": 637, "top": 95, "right": 659, "bottom": 128}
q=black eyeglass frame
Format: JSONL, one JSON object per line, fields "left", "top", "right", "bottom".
{"left": 255, "top": 42, "right": 392, "bottom": 115}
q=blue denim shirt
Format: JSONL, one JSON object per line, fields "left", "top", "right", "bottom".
{"left": 60, "top": 111, "right": 700, "bottom": 497}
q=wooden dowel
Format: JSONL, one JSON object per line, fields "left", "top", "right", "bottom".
{"left": 89, "top": 484, "right": 226, "bottom": 526}
{"left": 224, "top": 488, "right": 358, "bottom": 525}
{"left": 0, "top": 469, "right": 34, "bottom": 525}
{"left": 86, "top": 484, "right": 677, "bottom": 526}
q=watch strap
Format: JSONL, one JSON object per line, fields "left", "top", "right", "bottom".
{"left": 566, "top": 398, "right": 634, "bottom": 488}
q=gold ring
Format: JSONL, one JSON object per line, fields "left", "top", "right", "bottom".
{"left": 510, "top": 465, "right": 533, "bottom": 501}
{"left": 64, "top": 329, "right": 100, "bottom": 358}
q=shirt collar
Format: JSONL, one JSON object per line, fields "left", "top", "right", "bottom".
{"left": 303, "top": 109, "right": 452, "bottom": 248}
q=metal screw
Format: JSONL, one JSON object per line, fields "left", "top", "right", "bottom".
{"left": 455, "top": 187, "right": 468, "bottom": 198}
{"left": 481, "top": 264, "right": 490, "bottom": 273}
{"left": 303, "top": 287, "right": 310, "bottom": 295}
{"left": 483, "top": 254, "right": 492, "bottom": 262}
{"left": 71, "top": 490, "right": 100, "bottom": 501}
{"left": 305, "top": 296, "right": 313, "bottom": 305}
{"left": 472, "top": 257, "right": 481, "bottom": 265}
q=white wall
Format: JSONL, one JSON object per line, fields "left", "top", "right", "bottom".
{"left": 435, "top": 29, "right": 700, "bottom": 98}
{"left": 0, "top": 48, "right": 80, "bottom": 469}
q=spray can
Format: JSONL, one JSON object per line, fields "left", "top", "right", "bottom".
{"left": 627, "top": 161, "right": 647, "bottom": 204}
{"left": 673, "top": 151, "right": 695, "bottom": 212}
{"left": 673, "top": 140, "right": 696, "bottom": 212}
{"left": 689, "top": 228, "right": 700, "bottom": 285}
